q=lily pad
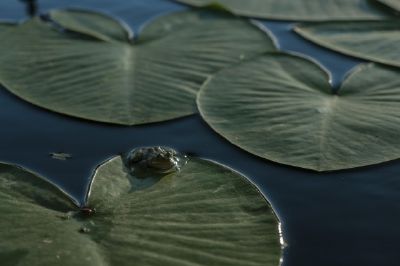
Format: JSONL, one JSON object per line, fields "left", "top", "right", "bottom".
{"left": 0, "top": 150, "right": 281, "bottom": 265}
{"left": 0, "top": 9, "right": 276, "bottom": 125}
{"left": 174, "top": 0, "right": 389, "bottom": 21}
{"left": 295, "top": 21, "right": 400, "bottom": 68}
{"left": 197, "top": 52, "right": 400, "bottom": 171}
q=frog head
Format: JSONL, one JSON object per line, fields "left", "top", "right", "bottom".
{"left": 125, "top": 146, "right": 187, "bottom": 177}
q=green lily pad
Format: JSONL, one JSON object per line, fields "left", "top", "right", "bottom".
{"left": 295, "top": 21, "right": 400, "bottom": 68}
{"left": 0, "top": 9, "right": 276, "bottom": 125}
{"left": 0, "top": 151, "right": 281, "bottom": 265}
{"left": 197, "top": 52, "right": 400, "bottom": 171}
{"left": 174, "top": 0, "right": 389, "bottom": 21}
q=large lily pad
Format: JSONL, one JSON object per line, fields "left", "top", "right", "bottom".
{"left": 174, "top": 0, "right": 389, "bottom": 21}
{"left": 0, "top": 152, "right": 281, "bottom": 265}
{"left": 0, "top": 9, "right": 276, "bottom": 125}
{"left": 197, "top": 52, "right": 400, "bottom": 171}
{"left": 295, "top": 21, "right": 400, "bottom": 68}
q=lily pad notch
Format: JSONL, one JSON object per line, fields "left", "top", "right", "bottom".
{"left": 197, "top": 52, "right": 400, "bottom": 171}
{"left": 0, "top": 147, "right": 283, "bottom": 265}
{"left": 0, "top": 8, "right": 277, "bottom": 125}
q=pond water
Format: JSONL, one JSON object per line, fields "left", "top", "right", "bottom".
{"left": 1, "top": 1, "right": 400, "bottom": 266}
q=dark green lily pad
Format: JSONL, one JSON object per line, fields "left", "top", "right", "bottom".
{"left": 295, "top": 21, "right": 400, "bottom": 68}
{"left": 174, "top": 0, "right": 389, "bottom": 21}
{"left": 0, "top": 9, "right": 276, "bottom": 125}
{"left": 197, "top": 52, "right": 400, "bottom": 171}
{"left": 0, "top": 151, "right": 281, "bottom": 265}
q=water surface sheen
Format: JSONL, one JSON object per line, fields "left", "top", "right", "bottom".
{"left": 1, "top": 1, "right": 399, "bottom": 266}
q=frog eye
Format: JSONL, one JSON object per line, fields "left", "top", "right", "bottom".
{"left": 166, "top": 151, "right": 175, "bottom": 156}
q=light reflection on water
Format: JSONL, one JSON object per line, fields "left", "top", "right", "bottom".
{"left": 1, "top": 1, "right": 399, "bottom": 266}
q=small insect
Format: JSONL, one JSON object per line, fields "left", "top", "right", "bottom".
{"left": 125, "top": 146, "right": 188, "bottom": 177}
{"left": 80, "top": 207, "right": 96, "bottom": 216}
{"left": 49, "top": 152, "right": 72, "bottom": 161}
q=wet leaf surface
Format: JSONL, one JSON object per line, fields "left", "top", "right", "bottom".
{"left": 174, "top": 0, "right": 390, "bottom": 21}
{"left": 198, "top": 52, "right": 400, "bottom": 171}
{"left": 0, "top": 8, "right": 276, "bottom": 125}
{"left": 0, "top": 151, "right": 281, "bottom": 265}
{"left": 295, "top": 21, "right": 400, "bottom": 68}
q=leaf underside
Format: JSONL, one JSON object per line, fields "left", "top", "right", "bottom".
{"left": 0, "top": 9, "right": 276, "bottom": 125}
{"left": 295, "top": 21, "right": 400, "bottom": 68}
{"left": 0, "top": 157, "right": 281, "bottom": 265}
{"left": 197, "top": 52, "right": 400, "bottom": 171}
{"left": 174, "top": 0, "right": 390, "bottom": 21}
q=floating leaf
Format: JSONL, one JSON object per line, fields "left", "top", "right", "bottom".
{"left": 0, "top": 164, "right": 90, "bottom": 265}
{"left": 197, "top": 52, "right": 400, "bottom": 171}
{"left": 174, "top": 0, "right": 389, "bottom": 21}
{"left": 0, "top": 149, "right": 281, "bottom": 265}
{"left": 295, "top": 21, "right": 400, "bottom": 68}
{"left": 50, "top": 9, "right": 132, "bottom": 42}
{"left": 0, "top": 9, "right": 276, "bottom": 125}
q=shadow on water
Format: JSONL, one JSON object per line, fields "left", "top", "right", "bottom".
{"left": 19, "top": 0, "right": 37, "bottom": 17}
{"left": 1, "top": 1, "right": 400, "bottom": 266}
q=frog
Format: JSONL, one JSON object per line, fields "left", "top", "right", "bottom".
{"left": 125, "top": 146, "right": 188, "bottom": 177}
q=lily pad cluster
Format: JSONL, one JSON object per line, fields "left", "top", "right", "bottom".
{"left": 0, "top": 148, "right": 281, "bottom": 265}
{"left": 1, "top": 3, "right": 400, "bottom": 172}
{"left": 0, "top": 6, "right": 286, "bottom": 265}
{"left": 0, "top": 3, "right": 399, "bottom": 172}
{"left": 1, "top": 1, "right": 399, "bottom": 265}
{"left": 174, "top": 1, "right": 400, "bottom": 66}
{"left": 171, "top": 0, "right": 400, "bottom": 171}
{"left": 284, "top": 0, "right": 400, "bottom": 69}
{"left": 0, "top": 8, "right": 276, "bottom": 125}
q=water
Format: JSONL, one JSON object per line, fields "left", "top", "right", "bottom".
{"left": 1, "top": 1, "right": 400, "bottom": 266}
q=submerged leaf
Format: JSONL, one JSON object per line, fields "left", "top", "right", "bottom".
{"left": 0, "top": 9, "right": 276, "bottom": 125}
{"left": 295, "top": 21, "right": 400, "bottom": 68}
{"left": 0, "top": 148, "right": 281, "bottom": 265}
{"left": 197, "top": 53, "right": 400, "bottom": 171}
{"left": 174, "top": 0, "right": 390, "bottom": 21}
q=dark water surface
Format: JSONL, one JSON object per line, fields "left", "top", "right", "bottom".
{"left": 1, "top": 1, "right": 400, "bottom": 266}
